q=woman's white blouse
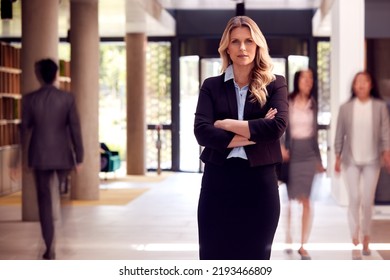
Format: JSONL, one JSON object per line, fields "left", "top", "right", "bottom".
{"left": 352, "top": 98, "right": 377, "bottom": 164}
{"left": 289, "top": 100, "right": 314, "bottom": 139}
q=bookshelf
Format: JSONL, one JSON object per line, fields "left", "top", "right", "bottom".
{"left": 0, "top": 42, "right": 72, "bottom": 196}
{"left": 0, "top": 42, "right": 22, "bottom": 196}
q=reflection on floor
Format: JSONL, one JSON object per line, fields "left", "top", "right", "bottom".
{"left": 0, "top": 172, "right": 389, "bottom": 260}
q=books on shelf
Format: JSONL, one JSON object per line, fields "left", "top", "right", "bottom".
{"left": 0, "top": 71, "right": 21, "bottom": 93}
{"left": 0, "top": 121, "right": 20, "bottom": 146}
{"left": 59, "top": 59, "right": 70, "bottom": 77}
{"left": 0, "top": 42, "right": 22, "bottom": 149}
{"left": 0, "top": 41, "right": 21, "bottom": 69}
{"left": 0, "top": 42, "right": 22, "bottom": 196}
{"left": 0, "top": 95, "right": 21, "bottom": 146}
{"left": 0, "top": 42, "right": 71, "bottom": 147}
{"left": 0, "top": 95, "right": 21, "bottom": 119}
{"left": 59, "top": 59, "right": 71, "bottom": 91}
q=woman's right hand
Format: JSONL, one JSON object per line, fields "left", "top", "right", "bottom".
{"left": 334, "top": 157, "right": 341, "bottom": 173}
{"left": 383, "top": 151, "right": 390, "bottom": 173}
{"left": 280, "top": 145, "right": 290, "bottom": 162}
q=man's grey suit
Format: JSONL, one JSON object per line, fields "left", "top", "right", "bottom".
{"left": 22, "top": 84, "right": 84, "bottom": 258}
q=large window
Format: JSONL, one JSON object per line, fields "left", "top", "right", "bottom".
{"left": 317, "top": 41, "right": 331, "bottom": 168}
{"left": 145, "top": 42, "right": 172, "bottom": 170}
{"left": 99, "top": 43, "right": 127, "bottom": 158}
{"left": 98, "top": 42, "right": 172, "bottom": 171}
{"left": 179, "top": 56, "right": 200, "bottom": 172}
{"left": 317, "top": 41, "right": 331, "bottom": 126}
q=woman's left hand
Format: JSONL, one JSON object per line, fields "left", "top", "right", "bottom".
{"left": 265, "top": 108, "right": 278, "bottom": 119}
{"left": 317, "top": 163, "right": 326, "bottom": 173}
{"left": 383, "top": 151, "right": 390, "bottom": 173}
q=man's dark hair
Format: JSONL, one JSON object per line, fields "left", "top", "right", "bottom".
{"left": 35, "top": 58, "right": 58, "bottom": 84}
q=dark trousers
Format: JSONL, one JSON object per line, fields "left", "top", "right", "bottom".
{"left": 33, "top": 169, "right": 69, "bottom": 253}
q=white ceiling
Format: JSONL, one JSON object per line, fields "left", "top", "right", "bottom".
{"left": 0, "top": 0, "right": 322, "bottom": 38}
{"left": 159, "top": 0, "right": 321, "bottom": 9}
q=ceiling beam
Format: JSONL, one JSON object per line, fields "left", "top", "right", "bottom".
{"left": 312, "top": 0, "right": 334, "bottom": 37}
{"left": 125, "top": 0, "right": 175, "bottom": 36}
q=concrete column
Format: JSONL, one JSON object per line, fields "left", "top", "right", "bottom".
{"left": 125, "top": 33, "right": 146, "bottom": 175}
{"left": 123, "top": 0, "right": 174, "bottom": 175}
{"left": 330, "top": 0, "right": 365, "bottom": 205}
{"left": 20, "top": 0, "right": 59, "bottom": 221}
{"left": 70, "top": 0, "right": 100, "bottom": 199}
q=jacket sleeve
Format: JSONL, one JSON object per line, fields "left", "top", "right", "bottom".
{"left": 334, "top": 104, "right": 346, "bottom": 156}
{"left": 68, "top": 95, "right": 84, "bottom": 164}
{"left": 379, "top": 101, "right": 390, "bottom": 152}
{"left": 194, "top": 78, "right": 235, "bottom": 153}
{"left": 247, "top": 75, "right": 289, "bottom": 142}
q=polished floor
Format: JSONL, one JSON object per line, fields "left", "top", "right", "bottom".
{"left": 0, "top": 171, "right": 389, "bottom": 260}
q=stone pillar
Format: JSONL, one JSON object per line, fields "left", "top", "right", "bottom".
{"left": 330, "top": 0, "right": 365, "bottom": 205}
{"left": 123, "top": 0, "right": 174, "bottom": 175}
{"left": 20, "top": 0, "right": 59, "bottom": 221}
{"left": 125, "top": 33, "right": 146, "bottom": 175}
{"left": 70, "top": 0, "right": 100, "bottom": 199}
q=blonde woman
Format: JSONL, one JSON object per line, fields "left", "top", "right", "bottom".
{"left": 194, "top": 16, "right": 288, "bottom": 260}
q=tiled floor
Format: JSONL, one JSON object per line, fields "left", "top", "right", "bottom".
{"left": 0, "top": 171, "right": 389, "bottom": 260}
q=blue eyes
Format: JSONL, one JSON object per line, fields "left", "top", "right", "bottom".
{"left": 231, "top": 39, "right": 253, "bottom": 44}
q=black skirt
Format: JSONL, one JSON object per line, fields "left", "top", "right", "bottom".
{"left": 198, "top": 158, "right": 280, "bottom": 260}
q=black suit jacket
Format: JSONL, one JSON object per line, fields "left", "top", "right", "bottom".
{"left": 21, "top": 84, "right": 84, "bottom": 170}
{"left": 194, "top": 73, "right": 288, "bottom": 167}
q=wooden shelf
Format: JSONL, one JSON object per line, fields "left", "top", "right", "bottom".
{"left": 0, "top": 96, "right": 21, "bottom": 120}
{"left": 0, "top": 66, "right": 22, "bottom": 74}
{"left": 0, "top": 93, "right": 21, "bottom": 98}
{"left": 0, "top": 42, "right": 22, "bottom": 196}
{"left": 0, "top": 42, "right": 21, "bottom": 69}
{"left": 59, "top": 76, "right": 71, "bottom": 83}
{"left": 59, "top": 59, "right": 71, "bottom": 91}
{"left": 0, "top": 121, "right": 19, "bottom": 146}
{"left": 0, "top": 119, "right": 21, "bottom": 125}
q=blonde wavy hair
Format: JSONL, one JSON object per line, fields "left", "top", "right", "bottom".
{"left": 218, "top": 16, "right": 275, "bottom": 107}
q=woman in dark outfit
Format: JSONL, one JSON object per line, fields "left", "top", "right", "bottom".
{"left": 194, "top": 16, "right": 289, "bottom": 260}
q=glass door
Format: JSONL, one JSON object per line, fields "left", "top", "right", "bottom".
{"left": 179, "top": 56, "right": 222, "bottom": 172}
{"left": 179, "top": 56, "right": 200, "bottom": 172}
